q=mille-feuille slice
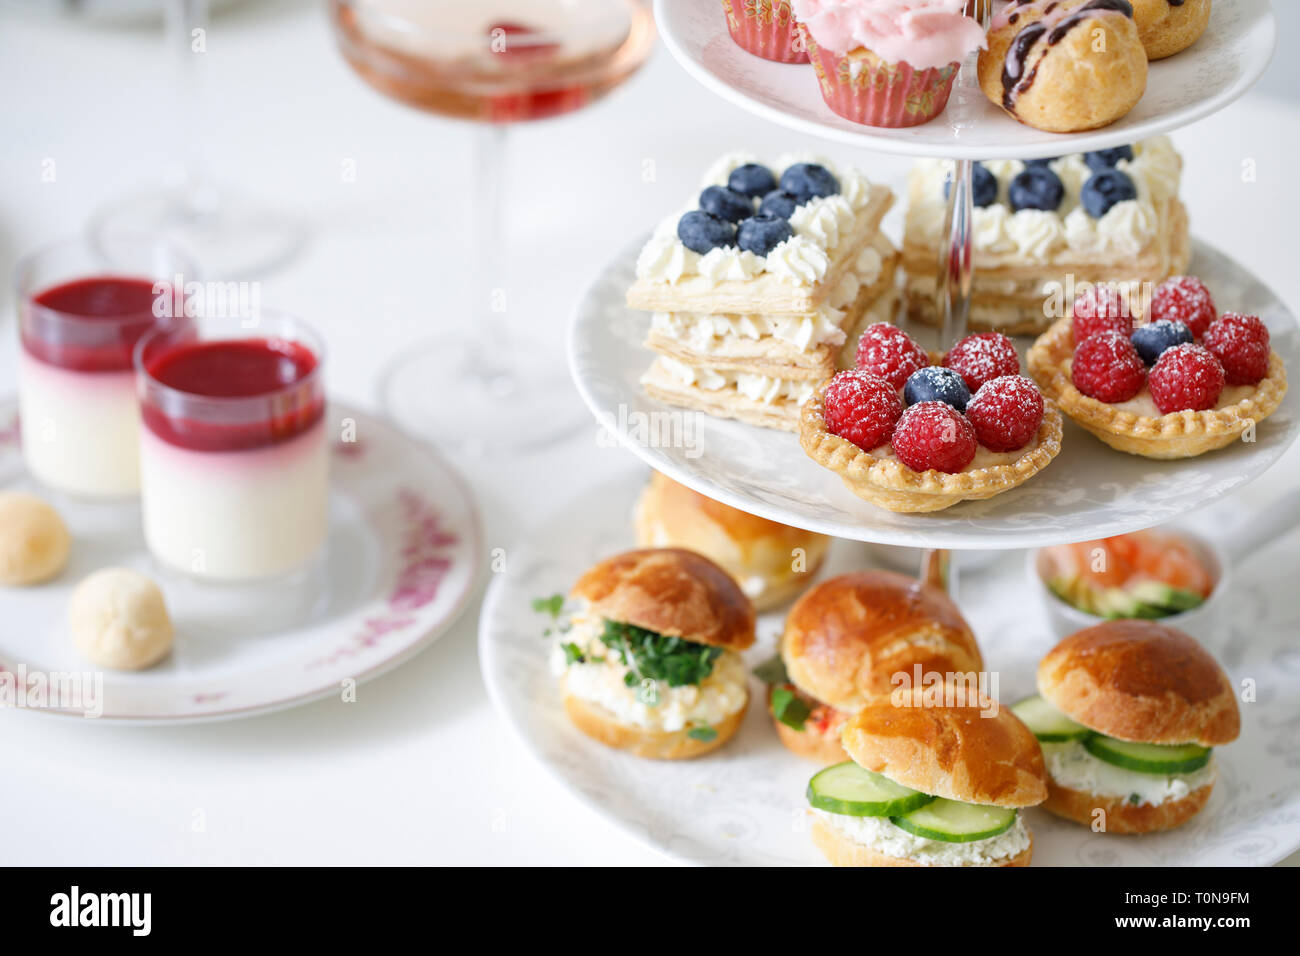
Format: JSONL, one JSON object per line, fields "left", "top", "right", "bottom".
{"left": 627, "top": 151, "right": 894, "bottom": 317}
{"left": 902, "top": 137, "right": 1190, "bottom": 335}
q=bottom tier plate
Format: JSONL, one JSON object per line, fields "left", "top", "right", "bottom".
{"left": 0, "top": 398, "right": 482, "bottom": 724}
{"left": 480, "top": 470, "right": 1300, "bottom": 866}
{"left": 570, "top": 238, "right": 1299, "bottom": 549}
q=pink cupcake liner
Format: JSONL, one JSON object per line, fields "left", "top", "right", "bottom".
{"left": 721, "top": 0, "right": 809, "bottom": 64}
{"left": 803, "top": 29, "right": 959, "bottom": 128}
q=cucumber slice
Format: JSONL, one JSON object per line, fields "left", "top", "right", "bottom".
{"left": 891, "top": 799, "right": 1017, "bottom": 843}
{"left": 1083, "top": 736, "right": 1211, "bottom": 774}
{"left": 806, "top": 762, "right": 935, "bottom": 817}
{"left": 1128, "top": 580, "right": 1205, "bottom": 614}
{"left": 1010, "top": 694, "right": 1091, "bottom": 742}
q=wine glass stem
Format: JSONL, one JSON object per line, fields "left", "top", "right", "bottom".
{"left": 168, "top": 0, "right": 216, "bottom": 213}
{"left": 939, "top": 158, "right": 974, "bottom": 349}
{"left": 466, "top": 123, "right": 514, "bottom": 392}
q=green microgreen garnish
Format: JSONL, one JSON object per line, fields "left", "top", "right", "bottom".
{"left": 770, "top": 686, "right": 811, "bottom": 731}
{"left": 687, "top": 725, "right": 718, "bottom": 743}
{"left": 561, "top": 642, "right": 586, "bottom": 666}
{"left": 531, "top": 594, "right": 565, "bottom": 619}
{"left": 752, "top": 654, "right": 789, "bottom": 685}
{"left": 599, "top": 619, "right": 723, "bottom": 689}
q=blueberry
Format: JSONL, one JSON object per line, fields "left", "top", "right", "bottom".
{"left": 1023, "top": 157, "right": 1059, "bottom": 167}
{"left": 727, "top": 163, "right": 777, "bottom": 199}
{"left": 736, "top": 214, "right": 793, "bottom": 256}
{"left": 903, "top": 366, "right": 971, "bottom": 412}
{"left": 1131, "top": 319, "right": 1193, "bottom": 366}
{"left": 1084, "top": 146, "right": 1135, "bottom": 172}
{"left": 1008, "top": 166, "right": 1065, "bottom": 212}
{"left": 758, "top": 189, "right": 800, "bottom": 219}
{"left": 943, "top": 162, "right": 999, "bottom": 208}
{"left": 1081, "top": 169, "right": 1138, "bottom": 217}
{"left": 699, "top": 185, "right": 753, "bottom": 223}
{"left": 779, "top": 163, "right": 840, "bottom": 203}
{"left": 677, "top": 210, "right": 736, "bottom": 254}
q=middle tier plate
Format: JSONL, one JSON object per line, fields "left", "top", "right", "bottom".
{"left": 569, "top": 237, "right": 1299, "bottom": 549}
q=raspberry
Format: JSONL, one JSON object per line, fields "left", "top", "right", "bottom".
{"left": 1148, "top": 344, "right": 1225, "bottom": 414}
{"left": 966, "top": 375, "right": 1045, "bottom": 452}
{"left": 854, "top": 323, "right": 928, "bottom": 390}
{"left": 1202, "top": 313, "right": 1270, "bottom": 386}
{"left": 1071, "top": 330, "right": 1146, "bottom": 403}
{"left": 1071, "top": 284, "right": 1134, "bottom": 343}
{"left": 890, "top": 401, "right": 978, "bottom": 474}
{"left": 1151, "top": 276, "right": 1216, "bottom": 338}
{"left": 943, "top": 332, "right": 1020, "bottom": 392}
{"left": 823, "top": 369, "right": 903, "bottom": 451}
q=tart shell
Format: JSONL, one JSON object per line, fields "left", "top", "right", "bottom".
{"left": 1027, "top": 315, "right": 1288, "bottom": 460}
{"left": 799, "top": 383, "right": 1064, "bottom": 513}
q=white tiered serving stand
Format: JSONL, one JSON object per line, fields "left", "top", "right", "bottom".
{"left": 485, "top": 0, "right": 1300, "bottom": 865}
{"left": 569, "top": 0, "right": 1295, "bottom": 560}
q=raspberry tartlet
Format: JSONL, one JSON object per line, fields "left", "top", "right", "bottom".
{"left": 801, "top": 326, "right": 1063, "bottom": 513}
{"left": 1027, "top": 278, "right": 1288, "bottom": 459}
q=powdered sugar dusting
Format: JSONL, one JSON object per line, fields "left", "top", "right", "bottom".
{"left": 943, "top": 332, "right": 1020, "bottom": 392}
{"left": 1152, "top": 276, "right": 1217, "bottom": 337}
{"left": 1203, "top": 312, "right": 1270, "bottom": 385}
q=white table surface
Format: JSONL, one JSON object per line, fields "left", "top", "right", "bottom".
{"left": 1, "top": 1, "right": 1297, "bottom": 866}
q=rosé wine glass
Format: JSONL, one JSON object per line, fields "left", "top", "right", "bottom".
{"left": 331, "top": 0, "right": 655, "bottom": 451}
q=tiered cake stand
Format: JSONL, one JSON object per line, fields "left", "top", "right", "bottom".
{"left": 569, "top": 0, "right": 1295, "bottom": 552}
{"left": 480, "top": 0, "right": 1300, "bottom": 866}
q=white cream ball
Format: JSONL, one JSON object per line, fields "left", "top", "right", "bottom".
{"left": 69, "top": 567, "right": 174, "bottom": 670}
{"left": 0, "top": 491, "right": 71, "bottom": 586}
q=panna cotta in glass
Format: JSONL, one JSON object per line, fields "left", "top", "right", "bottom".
{"left": 15, "top": 239, "right": 192, "bottom": 497}
{"left": 135, "top": 314, "right": 329, "bottom": 582}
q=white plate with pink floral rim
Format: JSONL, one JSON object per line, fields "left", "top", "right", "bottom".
{"left": 658, "top": 0, "right": 1276, "bottom": 161}
{"left": 570, "top": 237, "right": 1300, "bottom": 550}
{"left": 480, "top": 469, "right": 1300, "bottom": 866}
{"left": 0, "top": 399, "right": 483, "bottom": 724}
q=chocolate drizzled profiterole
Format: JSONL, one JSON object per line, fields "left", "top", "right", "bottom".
{"left": 978, "top": 0, "right": 1147, "bottom": 133}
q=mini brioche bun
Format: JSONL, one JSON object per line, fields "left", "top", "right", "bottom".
{"left": 571, "top": 547, "right": 755, "bottom": 651}
{"left": 561, "top": 689, "right": 747, "bottom": 760}
{"left": 1042, "top": 779, "right": 1214, "bottom": 834}
{"left": 841, "top": 687, "right": 1049, "bottom": 808}
{"left": 634, "top": 472, "right": 830, "bottom": 612}
{"left": 767, "top": 684, "right": 850, "bottom": 763}
{"left": 1037, "top": 620, "right": 1240, "bottom": 746}
{"left": 781, "top": 570, "right": 983, "bottom": 713}
{"left": 810, "top": 816, "right": 1033, "bottom": 867}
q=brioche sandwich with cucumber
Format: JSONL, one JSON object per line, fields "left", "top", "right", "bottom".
{"left": 756, "top": 570, "right": 984, "bottom": 763}
{"left": 552, "top": 548, "right": 756, "bottom": 760}
{"left": 807, "top": 687, "right": 1049, "bottom": 867}
{"left": 1013, "top": 619, "right": 1240, "bottom": 834}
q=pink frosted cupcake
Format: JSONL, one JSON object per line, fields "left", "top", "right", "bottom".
{"left": 793, "top": 0, "right": 987, "bottom": 127}
{"left": 721, "top": 0, "right": 809, "bottom": 63}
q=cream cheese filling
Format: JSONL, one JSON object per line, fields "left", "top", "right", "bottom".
{"left": 551, "top": 612, "right": 748, "bottom": 733}
{"left": 1042, "top": 740, "right": 1217, "bottom": 807}
{"left": 814, "top": 809, "right": 1030, "bottom": 867}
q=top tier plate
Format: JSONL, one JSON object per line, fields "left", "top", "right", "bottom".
{"left": 657, "top": 0, "right": 1275, "bottom": 160}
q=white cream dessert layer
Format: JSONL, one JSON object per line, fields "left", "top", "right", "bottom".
{"left": 18, "top": 351, "right": 141, "bottom": 497}
{"left": 908, "top": 137, "right": 1182, "bottom": 261}
{"left": 1042, "top": 741, "right": 1217, "bottom": 806}
{"left": 636, "top": 151, "right": 878, "bottom": 288}
{"left": 649, "top": 243, "right": 885, "bottom": 354}
{"left": 140, "top": 422, "right": 329, "bottom": 581}
{"left": 654, "top": 357, "right": 818, "bottom": 406}
{"left": 814, "top": 809, "right": 1031, "bottom": 866}
{"left": 551, "top": 610, "right": 748, "bottom": 733}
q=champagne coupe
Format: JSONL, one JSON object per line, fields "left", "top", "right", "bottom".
{"left": 91, "top": 0, "right": 304, "bottom": 278}
{"left": 331, "top": 0, "right": 655, "bottom": 451}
